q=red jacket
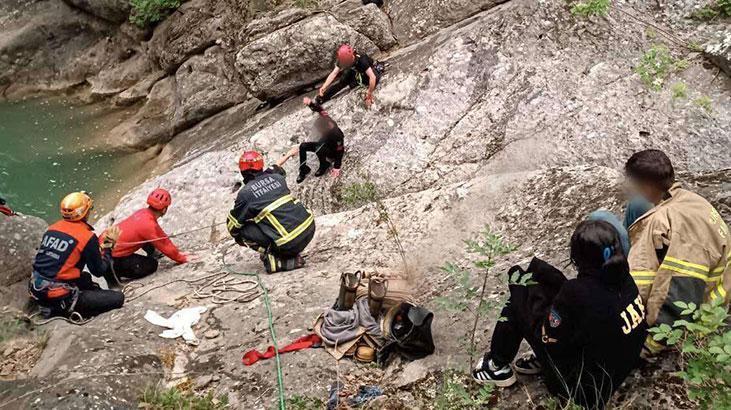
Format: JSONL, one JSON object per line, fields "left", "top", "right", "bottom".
{"left": 109, "top": 208, "right": 187, "bottom": 264}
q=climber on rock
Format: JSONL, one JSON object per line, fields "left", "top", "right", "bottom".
{"left": 316, "top": 44, "right": 382, "bottom": 108}
{"left": 227, "top": 150, "right": 316, "bottom": 274}
{"left": 29, "top": 192, "right": 125, "bottom": 319}
{"left": 621, "top": 149, "right": 731, "bottom": 357}
{"left": 296, "top": 97, "right": 345, "bottom": 183}
{"left": 472, "top": 220, "right": 646, "bottom": 409}
{"left": 105, "top": 188, "right": 194, "bottom": 284}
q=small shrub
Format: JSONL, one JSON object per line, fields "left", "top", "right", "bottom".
{"left": 283, "top": 395, "right": 323, "bottom": 410}
{"left": 570, "top": 0, "right": 611, "bottom": 17}
{"left": 694, "top": 96, "right": 713, "bottom": 113}
{"left": 634, "top": 45, "right": 689, "bottom": 91}
{"left": 0, "top": 317, "right": 25, "bottom": 343}
{"left": 129, "top": 0, "right": 182, "bottom": 28}
{"left": 719, "top": 0, "right": 731, "bottom": 15}
{"left": 649, "top": 299, "right": 731, "bottom": 409}
{"left": 435, "top": 370, "right": 494, "bottom": 410}
{"left": 339, "top": 182, "right": 377, "bottom": 207}
{"left": 292, "top": 0, "right": 318, "bottom": 8}
{"left": 139, "top": 385, "right": 228, "bottom": 409}
{"left": 671, "top": 82, "right": 688, "bottom": 100}
{"left": 437, "top": 226, "right": 516, "bottom": 368}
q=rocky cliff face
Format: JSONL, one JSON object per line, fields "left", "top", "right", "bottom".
{"left": 1, "top": 0, "right": 730, "bottom": 408}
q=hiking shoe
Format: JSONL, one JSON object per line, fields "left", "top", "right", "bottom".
{"left": 297, "top": 165, "right": 311, "bottom": 183}
{"left": 472, "top": 355, "right": 516, "bottom": 387}
{"left": 315, "top": 162, "right": 331, "bottom": 177}
{"left": 514, "top": 353, "right": 542, "bottom": 375}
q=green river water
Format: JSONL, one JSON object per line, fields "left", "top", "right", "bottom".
{"left": 0, "top": 99, "right": 145, "bottom": 222}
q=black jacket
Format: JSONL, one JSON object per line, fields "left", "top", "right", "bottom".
{"left": 534, "top": 260, "right": 647, "bottom": 409}
{"left": 227, "top": 166, "right": 314, "bottom": 251}
{"left": 308, "top": 101, "right": 345, "bottom": 169}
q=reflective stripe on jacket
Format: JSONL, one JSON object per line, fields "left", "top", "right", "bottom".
{"left": 227, "top": 167, "right": 314, "bottom": 249}
{"left": 628, "top": 183, "right": 730, "bottom": 327}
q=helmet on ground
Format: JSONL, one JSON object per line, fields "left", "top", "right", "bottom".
{"left": 239, "top": 151, "right": 264, "bottom": 172}
{"left": 147, "top": 188, "right": 172, "bottom": 211}
{"left": 60, "top": 191, "right": 93, "bottom": 221}
{"left": 336, "top": 44, "right": 356, "bottom": 67}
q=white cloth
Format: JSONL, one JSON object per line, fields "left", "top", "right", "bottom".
{"left": 144, "top": 306, "right": 207, "bottom": 345}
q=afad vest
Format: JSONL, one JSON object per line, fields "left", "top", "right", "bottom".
{"left": 33, "top": 220, "right": 95, "bottom": 282}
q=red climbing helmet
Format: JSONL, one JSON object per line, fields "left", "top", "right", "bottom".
{"left": 239, "top": 150, "right": 264, "bottom": 172}
{"left": 147, "top": 188, "right": 172, "bottom": 211}
{"left": 336, "top": 44, "right": 356, "bottom": 67}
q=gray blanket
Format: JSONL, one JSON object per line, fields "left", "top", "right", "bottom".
{"left": 320, "top": 298, "right": 381, "bottom": 346}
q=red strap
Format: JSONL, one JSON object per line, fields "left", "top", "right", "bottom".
{"left": 0, "top": 205, "right": 14, "bottom": 216}
{"left": 242, "top": 334, "right": 321, "bottom": 366}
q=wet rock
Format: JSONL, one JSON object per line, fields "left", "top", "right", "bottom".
{"left": 235, "top": 13, "right": 379, "bottom": 101}
{"left": 64, "top": 0, "right": 131, "bottom": 23}
{"left": 0, "top": 214, "right": 46, "bottom": 287}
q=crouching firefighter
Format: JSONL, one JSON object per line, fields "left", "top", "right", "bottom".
{"left": 29, "top": 192, "right": 125, "bottom": 319}
{"left": 227, "top": 151, "right": 316, "bottom": 273}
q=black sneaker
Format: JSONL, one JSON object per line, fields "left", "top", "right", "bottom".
{"left": 297, "top": 165, "right": 311, "bottom": 183}
{"left": 514, "top": 353, "right": 542, "bottom": 375}
{"left": 472, "top": 355, "right": 517, "bottom": 387}
{"left": 314, "top": 162, "right": 331, "bottom": 177}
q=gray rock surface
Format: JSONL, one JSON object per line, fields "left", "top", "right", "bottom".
{"left": 64, "top": 0, "right": 130, "bottom": 23}
{"left": 0, "top": 214, "right": 46, "bottom": 287}
{"left": 235, "top": 13, "right": 380, "bottom": 100}
{"left": 706, "top": 31, "right": 731, "bottom": 77}
{"left": 332, "top": 0, "right": 397, "bottom": 50}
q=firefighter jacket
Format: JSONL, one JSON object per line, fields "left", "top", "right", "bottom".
{"left": 227, "top": 166, "right": 314, "bottom": 251}
{"left": 628, "top": 183, "right": 730, "bottom": 334}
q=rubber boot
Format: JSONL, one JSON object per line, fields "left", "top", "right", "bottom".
{"left": 367, "top": 277, "right": 388, "bottom": 318}
{"left": 336, "top": 271, "right": 361, "bottom": 310}
{"left": 297, "top": 164, "right": 311, "bottom": 184}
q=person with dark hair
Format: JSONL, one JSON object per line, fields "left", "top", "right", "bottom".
{"left": 315, "top": 44, "right": 382, "bottom": 108}
{"left": 227, "top": 150, "right": 316, "bottom": 274}
{"left": 473, "top": 220, "right": 647, "bottom": 409}
{"left": 296, "top": 97, "right": 345, "bottom": 183}
{"left": 622, "top": 149, "right": 730, "bottom": 356}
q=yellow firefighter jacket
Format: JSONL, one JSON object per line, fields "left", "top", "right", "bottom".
{"left": 628, "top": 183, "right": 730, "bottom": 340}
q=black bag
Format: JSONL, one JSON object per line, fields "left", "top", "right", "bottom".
{"left": 377, "top": 303, "right": 435, "bottom": 365}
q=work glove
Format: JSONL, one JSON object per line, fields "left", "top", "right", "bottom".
{"left": 101, "top": 226, "right": 122, "bottom": 249}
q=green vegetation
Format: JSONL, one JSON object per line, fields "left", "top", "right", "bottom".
{"left": 435, "top": 370, "right": 494, "bottom": 410}
{"left": 541, "top": 397, "right": 583, "bottom": 410}
{"left": 0, "top": 317, "right": 26, "bottom": 343}
{"left": 139, "top": 385, "right": 228, "bottom": 409}
{"left": 282, "top": 395, "right": 323, "bottom": 410}
{"left": 437, "top": 226, "right": 516, "bottom": 368}
{"left": 649, "top": 299, "right": 731, "bottom": 409}
{"left": 689, "top": 0, "right": 731, "bottom": 20}
{"left": 570, "top": 0, "right": 611, "bottom": 17}
{"left": 129, "top": 0, "right": 182, "bottom": 28}
{"left": 292, "top": 0, "right": 318, "bottom": 8}
{"left": 671, "top": 82, "right": 688, "bottom": 100}
{"left": 339, "top": 181, "right": 378, "bottom": 207}
{"left": 694, "top": 96, "right": 713, "bottom": 113}
{"left": 634, "top": 45, "right": 689, "bottom": 91}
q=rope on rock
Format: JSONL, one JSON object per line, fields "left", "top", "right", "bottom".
{"left": 221, "top": 243, "right": 287, "bottom": 410}
{"left": 26, "top": 311, "right": 95, "bottom": 326}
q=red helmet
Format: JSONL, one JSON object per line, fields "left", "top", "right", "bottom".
{"left": 336, "top": 44, "right": 355, "bottom": 67}
{"left": 239, "top": 150, "right": 264, "bottom": 172}
{"left": 147, "top": 188, "right": 171, "bottom": 211}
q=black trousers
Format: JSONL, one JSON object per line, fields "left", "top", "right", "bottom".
{"left": 35, "top": 272, "right": 125, "bottom": 318}
{"left": 112, "top": 244, "right": 159, "bottom": 280}
{"left": 321, "top": 70, "right": 359, "bottom": 102}
{"left": 239, "top": 223, "right": 315, "bottom": 258}
{"left": 299, "top": 142, "right": 330, "bottom": 173}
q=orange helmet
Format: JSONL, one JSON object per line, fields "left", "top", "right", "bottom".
{"left": 336, "top": 44, "right": 355, "bottom": 67}
{"left": 239, "top": 151, "right": 264, "bottom": 172}
{"left": 147, "top": 188, "right": 171, "bottom": 211}
{"left": 60, "top": 192, "right": 93, "bottom": 221}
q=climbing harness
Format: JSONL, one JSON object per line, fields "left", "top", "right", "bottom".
{"left": 221, "top": 243, "right": 287, "bottom": 410}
